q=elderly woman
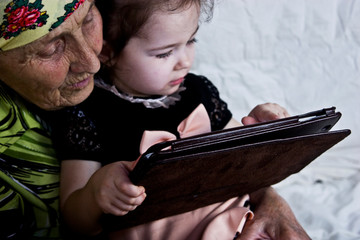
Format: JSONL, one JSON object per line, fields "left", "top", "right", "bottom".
{"left": 0, "top": 0, "right": 102, "bottom": 238}
{"left": 0, "top": 0, "right": 309, "bottom": 239}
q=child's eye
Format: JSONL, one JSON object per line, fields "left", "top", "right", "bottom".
{"left": 156, "top": 50, "right": 173, "bottom": 59}
{"left": 187, "top": 38, "right": 198, "bottom": 45}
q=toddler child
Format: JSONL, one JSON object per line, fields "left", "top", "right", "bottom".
{"left": 44, "top": 0, "right": 296, "bottom": 239}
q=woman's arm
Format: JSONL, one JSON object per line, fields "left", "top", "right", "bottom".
{"left": 239, "top": 187, "right": 311, "bottom": 240}
{"left": 60, "top": 160, "right": 146, "bottom": 235}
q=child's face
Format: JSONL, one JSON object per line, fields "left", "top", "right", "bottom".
{"left": 111, "top": 4, "right": 200, "bottom": 97}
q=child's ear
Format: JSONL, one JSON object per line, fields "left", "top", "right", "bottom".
{"left": 99, "top": 41, "right": 114, "bottom": 65}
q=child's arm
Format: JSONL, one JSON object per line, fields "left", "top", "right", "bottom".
{"left": 60, "top": 160, "right": 146, "bottom": 235}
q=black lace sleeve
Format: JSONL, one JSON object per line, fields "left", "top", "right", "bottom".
{"left": 186, "top": 73, "right": 232, "bottom": 130}
{"left": 48, "top": 106, "right": 103, "bottom": 161}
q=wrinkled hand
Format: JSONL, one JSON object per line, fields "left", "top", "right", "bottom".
{"left": 89, "top": 161, "right": 146, "bottom": 216}
{"left": 242, "top": 103, "right": 290, "bottom": 125}
{"left": 238, "top": 188, "right": 311, "bottom": 240}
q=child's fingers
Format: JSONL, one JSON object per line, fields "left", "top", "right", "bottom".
{"left": 241, "top": 116, "right": 258, "bottom": 125}
{"left": 114, "top": 174, "right": 146, "bottom": 196}
{"left": 102, "top": 201, "right": 132, "bottom": 216}
{"left": 100, "top": 190, "right": 146, "bottom": 215}
{"left": 257, "top": 110, "right": 281, "bottom": 121}
{"left": 112, "top": 178, "right": 147, "bottom": 204}
{"left": 247, "top": 103, "right": 290, "bottom": 123}
{"left": 115, "top": 189, "right": 147, "bottom": 206}
{"left": 108, "top": 200, "right": 138, "bottom": 216}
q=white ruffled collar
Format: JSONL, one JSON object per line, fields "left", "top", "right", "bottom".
{"left": 95, "top": 78, "right": 186, "bottom": 109}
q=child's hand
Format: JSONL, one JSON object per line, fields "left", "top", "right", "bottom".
{"left": 90, "top": 161, "right": 146, "bottom": 216}
{"left": 241, "top": 103, "right": 290, "bottom": 125}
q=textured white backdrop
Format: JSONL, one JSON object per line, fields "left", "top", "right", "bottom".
{"left": 191, "top": 0, "right": 360, "bottom": 239}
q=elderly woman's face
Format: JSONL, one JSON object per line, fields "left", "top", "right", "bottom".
{"left": 0, "top": 0, "right": 102, "bottom": 110}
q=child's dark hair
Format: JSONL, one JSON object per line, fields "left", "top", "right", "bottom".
{"left": 96, "top": 0, "right": 214, "bottom": 58}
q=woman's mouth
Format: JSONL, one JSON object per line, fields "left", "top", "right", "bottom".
{"left": 71, "top": 77, "right": 91, "bottom": 89}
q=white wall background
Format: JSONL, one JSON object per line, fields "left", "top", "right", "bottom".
{"left": 191, "top": 0, "right": 360, "bottom": 239}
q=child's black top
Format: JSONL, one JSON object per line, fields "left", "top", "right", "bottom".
{"left": 45, "top": 73, "right": 232, "bottom": 165}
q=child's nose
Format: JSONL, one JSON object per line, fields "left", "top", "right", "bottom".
{"left": 175, "top": 51, "right": 192, "bottom": 70}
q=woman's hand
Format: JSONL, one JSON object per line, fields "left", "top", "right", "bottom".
{"left": 238, "top": 187, "right": 311, "bottom": 240}
{"left": 89, "top": 161, "right": 146, "bottom": 216}
{"left": 242, "top": 103, "right": 290, "bottom": 125}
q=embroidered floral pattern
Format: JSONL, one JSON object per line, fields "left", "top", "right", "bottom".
{"left": 50, "top": 0, "right": 85, "bottom": 30}
{"left": 0, "top": 0, "right": 49, "bottom": 40}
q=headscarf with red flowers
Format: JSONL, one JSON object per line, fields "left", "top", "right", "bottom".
{"left": 0, "top": 0, "right": 85, "bottom": 51}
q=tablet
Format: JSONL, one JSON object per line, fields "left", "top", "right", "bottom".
{"left": 102, "top": 107, "right": 350, "bottom": 230}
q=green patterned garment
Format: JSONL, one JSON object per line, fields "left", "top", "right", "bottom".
{"left": 0, "top": 83, "right": 61, "bottom": 239}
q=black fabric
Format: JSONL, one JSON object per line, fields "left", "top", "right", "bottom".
{"left": 44, "top": 73, "right": 232, "bottom": 165}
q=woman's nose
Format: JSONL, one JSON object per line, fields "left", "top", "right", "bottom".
{"left": 70, "top": 32, "right": 101, "bottom": 74}
{"left": 70, "top": 44, "right": 101, "bottom": 74}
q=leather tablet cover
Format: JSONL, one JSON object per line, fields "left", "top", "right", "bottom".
{"left": 102, "top": 107, "right": 351, "bottom": 230}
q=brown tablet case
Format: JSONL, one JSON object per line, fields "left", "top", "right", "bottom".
{"left": 102, "top": 107, "right": 351, "bottom": 230}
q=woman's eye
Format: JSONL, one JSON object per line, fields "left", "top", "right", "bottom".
{"left": 38, "top": 41, "right": 65, "bottom": 58}
{"left": 156, "top": 50, "right": 173, "bottom": 59}
{"left": 83, "top": 9, "right": 94, "bottom": 25}
{"left": 187, "top": 38, "right": 198, "bottom": 45}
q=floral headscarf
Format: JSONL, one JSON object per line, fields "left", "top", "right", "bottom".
{"left": 0, "top": 0, "right": 85, "bottom": 51}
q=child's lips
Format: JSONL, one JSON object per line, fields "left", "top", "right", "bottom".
{"left": 170, "top": 77, "right": 184, "bottom": 85}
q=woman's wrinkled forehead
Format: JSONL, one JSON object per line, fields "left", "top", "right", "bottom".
{"left": 0, "top": 0, "right": 87, "bottom": 51}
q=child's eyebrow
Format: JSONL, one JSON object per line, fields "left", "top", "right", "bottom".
{"left": 148, "top": 25, "right": 200, "bottom": 51}
{"left": 191, "top": 25, "right": 200, "bottom": 37}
